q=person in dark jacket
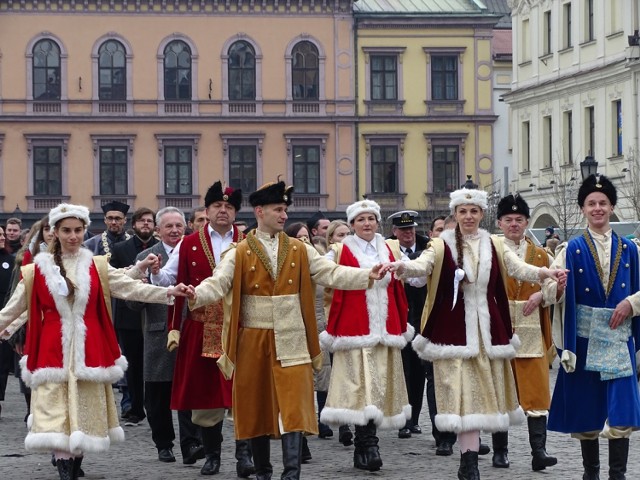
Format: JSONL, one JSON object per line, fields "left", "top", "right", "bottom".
{"left": 387, "top": 211, "right": 429, "bottom": 440}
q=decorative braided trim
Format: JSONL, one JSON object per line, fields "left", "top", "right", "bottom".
{"left": 101, "top": 231, "right": 131, "bottom": 255}
{"left": 582, "top": 230, "right": 622, "bottom": 299}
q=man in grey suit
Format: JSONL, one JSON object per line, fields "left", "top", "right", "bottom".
{"left": 128, "top": 207, "right": 203, "bottom": 464}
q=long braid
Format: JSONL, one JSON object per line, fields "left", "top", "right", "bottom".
{"left": 455, "top": 224, "right": 464, "bottom": 270}
{"left": 51, "top": 238, "right": 76, "bottom": 301}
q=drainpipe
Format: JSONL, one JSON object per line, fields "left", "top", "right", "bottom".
{"left": 354, "top": 12, "right": 360, "bottom": 201}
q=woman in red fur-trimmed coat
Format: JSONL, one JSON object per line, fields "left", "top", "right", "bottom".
{"left": 0, "top": 204, "right": 185, "bottom": 480}
{"left": 320, "top": 199, "right": 413, "bottom": 473}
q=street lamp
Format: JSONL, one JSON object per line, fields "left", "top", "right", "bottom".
{"left": 580, "top": 155, "right": 598, "bottom": 180}
{"left": 461, "top": 175, "right": 478, "bottom": 189}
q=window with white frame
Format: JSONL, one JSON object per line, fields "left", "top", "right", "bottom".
{"left": 164, "top": 40, "right": 192, "bottom": 100}
{"left": 584, "top": 0, "right": 594, "bottom": 42}
{"left": 543, "top": 116, "right": 553, "bottom": 168}
{"left": 229, "top": 145, "right": 257, "bottom": 193}
{"left": 291, "top": 41, "right": 319, "bottom": 100}
{"left": 32, "top": 39, "right": 61, "bottom": 100}
{"left": 543, "top": 10, "right": 552, "bottom": 55}
{"left": 613, "top": 100, "right": 622, "bottom": 156}
{"left": 563, "top": 110, "right": 573, "bottom": 164}
{"left": 25, "top": 134, "right": 70, "bottom": 210}
{"left": 585, "top": 106, "right": 595, "bottom": 156}
{"left": 362, "top": 47, "right": 405, "bottom": 105}
{"left": 98, "top": 40, "right": 126, "bottom": 101}
{"left": 432, "top": 146, "right": 460, "bottom": 193}
{"left": 563, "top": 2, "right": 572, "bottom": 49}
{"left": 99, "top": 145, "right": 128, "bottom": 195}
{"left": 522, "top": 121, "right": 531, "bottom": 172}
{"left": 228, "top": 41, "right": 256, "bottom": 101}
{"left": 164, "top": 146, "right": 193, "bottom": 195}
{"left": 521, "top": 18, "right": 531, "bottom": 62}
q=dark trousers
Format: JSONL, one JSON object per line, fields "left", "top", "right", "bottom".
{"left": 425, "top": 360, "right": 456, "bottom": 445}
{"left": 145, "top": 381, "right": 201, "bottom": 452}
{"left": 401, "top": 343, "right": 426, "bottom": 427}
{"left": 118, "top": 329, "right": 145, "bottom": 419}
{"left": 178, "top": 410, "right": 202, "bottom": 456}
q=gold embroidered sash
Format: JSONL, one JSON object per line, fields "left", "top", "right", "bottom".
{"left": 194, "top": 227, "right": 224, "bottom": 358}
{"left": 509, "top": 300, "right": 543, "bottom": 358}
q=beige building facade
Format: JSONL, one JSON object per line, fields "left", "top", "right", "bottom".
{"left": 0, "top": 0, "right": 357, "bottom": 226}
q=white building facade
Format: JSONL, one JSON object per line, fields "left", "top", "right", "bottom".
{"left": 505, "top": 0, "right": 640, "bottom": 228}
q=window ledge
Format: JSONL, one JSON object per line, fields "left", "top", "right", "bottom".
{"left": 425, "top": 99, "right": 465, "bottom": 116}
{"left": 539, "top": 53, "right": 553, "bottom": 61}
{"left": 607, "top": 154, "right": 625, "bottom": 162}
{"left": 606, "top": 30, "right": 624, "bottom": 40}
{"left": 580, "top": 39, "right": 597, "bottom": 47}
{"left": 558, "top": 46, "right": 574, "bottom": 54}
{"left": 518, "top": 60, "right": 532, "bottom": 67}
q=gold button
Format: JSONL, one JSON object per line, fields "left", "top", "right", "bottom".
{"left": 288, "top": 279, "right": 293, "bottom": 284}
{"left": 622, "top": 283, "right": 626, "bottom": 288}
{"left": 254, "top": 284, "right": 259, "bottom": 289}
{"left": 537, "top": 254, "right": 541, "bottom": 258}
{"left": 250, "top": 266, "right": 256, "bottom": 271}
{"left": 585, "top": 287, "right": 590, "bottom": 292}
{"left": 291, "top": 262, "right": 295, "bottom": 267}
{"left": 247, "top": 251, "right": 251, "bottom": 255}
{"left": 192, "top": 261, "right": 196, "bottom": 266}
{"left": 192, "top": 246, "right": 197, "bottom": 251}
{"left": 576, "top": 249, "right": 581, "bottom": 254}
{"left": 531, "top": 283, "right": 535, "bottom": 287}
{"left": 293, "top": 246, "right": 298, "bottom": 251}
{"left": 579, "top": 269, "right": 583, "bottom": 273}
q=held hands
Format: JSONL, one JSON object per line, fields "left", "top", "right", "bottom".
{"left": 167, "top": 283, "right": 192, "bottom": 298}
{"left": 610, "top": 298, "right": 632, "bottom": 330}
{"left": 138, "top": 253, "right": 160, "bottom": 275}
{"left": 540, "top": 267, "right": 569, "bottom": 288}
{"left": 369, "top": 264, "right": 387, "bottom": 280}
{"left": 523, "top": 291, "right": 543, "bottom": 316}
{"left": 165, "top": 283, "right": 196, "bottom": 311}
{"left": 378, "top": 262, "right": 404, "bottom": 277}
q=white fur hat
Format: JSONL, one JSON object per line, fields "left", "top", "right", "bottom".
{"left": 346, "top": 199, "right": 382, "bottom": 224}
{"left": 449, "top": 188, "right": 488, "bottom": 212}
{"left": 49, "top": 203, "right": 91, "bottom": 228}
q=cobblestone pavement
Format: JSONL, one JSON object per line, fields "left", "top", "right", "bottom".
{"left": 0, "top": 361, "right": 638, "bottom": 479}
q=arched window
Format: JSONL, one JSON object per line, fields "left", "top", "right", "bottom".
{"left": 98, "top": 40, "right": 126, "bottom": 100}
{"left": 32, "top": 39, "right": 61, "bottom": 100}
{"left": 228, "top": 41, "right": 256, "bottom": 101}
{"left": 164, "top": 41, "right": 192, "bottom": 100}
{"left": 291, "top": 41, "right": 319, "bottom": 100}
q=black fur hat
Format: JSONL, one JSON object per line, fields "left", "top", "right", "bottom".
{"left": 204, "top": 181, "right": 242, "bottom": 211}
{"left": 249, "top": 181, "right": 294, "bottom": 207}
{"left": 577, "top": 174, "right": 617, "bottom": 207}
{"left": 497, "top": 193, "right": 530, "bottom": 219}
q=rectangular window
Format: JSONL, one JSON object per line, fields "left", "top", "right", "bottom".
{"left": 431, "top": 55, "right": 458, "bottom": 100}
{"left": 164, "top": 146, "right": 192, "bottom": 194}
{"left": 614, "top": 100, "right": 622, "bottom": 156}
{"left": 99, "top": 146, "right": 128, "bottom": 195}
{"left": 293, "top": 145, "right": 320, "bottom": 194}
{"left": 544, "top": 11, "right": 552, "bottom": 54}
{"left": 522, "top": 121, "right": 531, "bottom": 171}
{"left": 586, "top": 106, "right": 595, "bottom": 156}
{"left": 521, "top": 19, "right": 530, "bottom": 62}
{"left": 371, "top": 145, "right": 398, "bottom": 193}
{"left": 585, "top": 0, "right": 594, "bottom": 41}
{"left": 564, "top": 3, "right": 572, "bottom": 48}
{"left": 33, "top": 146, "right": 62, "bottom": 195}
{"left": 432, "top": 146, "right": 459, "bottom": 193}
{"left": 229, "top": 145, "right": 257, "bottom": 193}
{"left": 370, "top": 55, "right": 397, "bottom": 101}
{"left": 543, "top": 116, "right": 553, "bottom": 168}
{"left": 563, "top": 110, "right": 573, "bottom": 164}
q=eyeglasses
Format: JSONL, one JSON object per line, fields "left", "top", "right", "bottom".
{"left": 105, "top": 216, "right": 125, "bottom": 222}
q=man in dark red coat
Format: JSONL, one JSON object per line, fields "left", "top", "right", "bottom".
{"left": 151, "top": 181, "right": 253, "bottom": 477}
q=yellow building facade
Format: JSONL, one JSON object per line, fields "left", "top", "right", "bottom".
{"left": 0, "top": 0, "right": 357, "bottom": 225}
{"left": 353, "top": 1, "right": 499, "bottom": 221}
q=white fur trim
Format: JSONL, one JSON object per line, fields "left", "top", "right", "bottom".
{"left": 25, "top": 432, "right": 71, "bottom": 453}
{"left": 449, "top": 188, "right": 488, "bottom": 211}
{"left": 19, "top": 354, "right": 33, "bottom": 387}
{"left": 435, "top": 409, "right": 523, "bottom": 434}
{"left": 320, "top": 404, "right": 410, "bottom": 430}
{"left": 420, "top": 229, "right": 517, "bottom": 360}
{"left": 49, "top": 203, "right": 91, "bottom": 229}
{"left": 321, "top": 235, "right": 410, "bottom": 352}
{"left": 346, "top": 200, "right": 382, "bottom": 224}
{"left": 403, "top": 324, "right": 415, "bottom": 342}
{"left": 26, "top": 413, "right": 33, "bottom": 430}
{"left": 109, "top": 426, "right": 125, "bottom": 443}
{"left": 69, "top": 430, "right": 111, "bottom": 454}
